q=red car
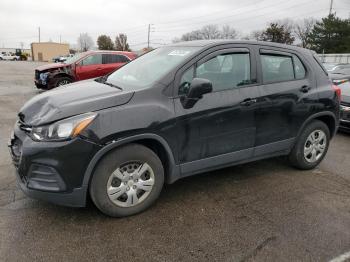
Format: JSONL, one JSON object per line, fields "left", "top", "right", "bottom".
{"left": 34, "top": 50, "right": 137, "bottom": 89}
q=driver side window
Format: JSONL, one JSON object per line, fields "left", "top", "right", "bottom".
{"left": 178, "top": 52, "right": 252, "bottom": 95}
{"left": 179, "top": 66, "right": 194, "bottom": 95}
{"left": 81, "top": 54, "right": 102, "bottom": 66}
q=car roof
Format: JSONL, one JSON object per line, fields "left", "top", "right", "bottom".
{"left": 84, "top": 50, "right": 135, "bottom": 54}
{"left": 169, "top": 40, "right": 310, "bottom": 53}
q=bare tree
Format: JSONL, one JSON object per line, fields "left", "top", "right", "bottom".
{"left": 77, "top": 33, "right": 94, "bottom": 51}
{"left": 294, "top": 18, "right": 316, "bottom": 48}
{"left": 275, "top": 18, "right": 295, "bottom": 34}
{"left": 115, "top": 33, "right": 130, "bottom": 51}
{"left": 247, "top": 30, "right": 264, "bottom": 41}
{"left": 201, "top": 24, "right": 221, "bottom": 39}
{"left": 180, "top": 30, "right": 203, "bottom": 41}
{"left": 175, "top": 24, "right": 239, "bottom": 42}
{"left": 220, "top": 25, "right": 239, "bottom": 39}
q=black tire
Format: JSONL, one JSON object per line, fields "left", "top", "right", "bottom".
{"left": 289, "top": 120, "right": 330, "bottom": 170}
{"left": 90, "top": 144, "right": 164, "bottom": 217}
{"left": 54, "top": 76, "right": 72, "bottom": 87}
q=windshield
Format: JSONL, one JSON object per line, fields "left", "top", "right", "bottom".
{"left": 64, "top": 52, "right": 86, "bottom": 64}
{"left": 105, "top": 46, "right": 200, "bottom": 90}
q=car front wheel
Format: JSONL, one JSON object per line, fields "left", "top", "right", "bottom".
{"left": 90, "top": 144, "right": 164, "bottom": 217}
{"left": 289, "top": 120, "right": 330, "bottom": 170}
{"left": 54, "top": 77, "right": 72, "bottom": 87}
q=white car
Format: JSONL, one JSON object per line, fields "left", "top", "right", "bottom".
{"left": 0, "top": 53, "right": 20, "bottom": 61}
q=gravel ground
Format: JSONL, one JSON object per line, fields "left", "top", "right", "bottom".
{"left": 1, "top": 61, "right": 350, "bottom": 262}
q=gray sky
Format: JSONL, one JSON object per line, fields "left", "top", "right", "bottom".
{"left": 0, "top": 0, "right": 349, "bottom": 50}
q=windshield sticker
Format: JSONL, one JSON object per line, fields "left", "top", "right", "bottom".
{"left": 168, "top": 50, "right": 191, "bottom": 56}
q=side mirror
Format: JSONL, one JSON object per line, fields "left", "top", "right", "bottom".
{"left": 181, "top": 78, "right": 212, "bottom": 109}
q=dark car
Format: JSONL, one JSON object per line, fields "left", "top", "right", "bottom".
{"left": 34, "top": 50, "right": 137, "bottom": 89}
{"left": 9, "top": 40, "right": 340, "bottom": 217}
{"left": 329, "top": 73, "right": 350, "bottom": 131}
{"left": 324, "top": 63, "right": 350, "bottom": 75}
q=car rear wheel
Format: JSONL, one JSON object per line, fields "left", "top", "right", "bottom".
{"left": 90, "top": 144, "right": 164, "bottom": 217}
{"left": 54, "top": 77, "right": 72, "bottom": 87}
{"left": 289, "top": 120, "right": 330, "bottom": 170}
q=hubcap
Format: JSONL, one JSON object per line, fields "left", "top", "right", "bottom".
{"left": 106, "top": 162, "right": 155, "bottom": 207}
{"left": 304, "top": 130, "right": 327, "bottom": 163}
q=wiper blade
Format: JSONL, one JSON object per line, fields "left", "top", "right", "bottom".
{"left": 103, "top": 81, "right": 123, "bottom": 90}
{"left": 94, "top": 77, "right": 123, "bottom": 90}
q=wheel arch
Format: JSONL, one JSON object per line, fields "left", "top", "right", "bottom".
{"left": 298, "top": 111, "right": 338, "bottom": 139}
{"left": 82, "top": 134, "right": 181, "bottom": 190}
{"left": 51, "top": 72, "right": 74, "bottom": 81}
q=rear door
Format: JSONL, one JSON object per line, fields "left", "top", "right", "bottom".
{"left": 102, "top": 54, "right": 130, "bottom": 75}
{"left": 254, "top": 47, "right": 317, "bottom": 156}
{"left": 75, "top": 54, "right": 103, "bottom": 80}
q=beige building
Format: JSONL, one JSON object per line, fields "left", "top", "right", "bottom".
{"left": 31, "top": 42, "right": 69, "bottom": 62}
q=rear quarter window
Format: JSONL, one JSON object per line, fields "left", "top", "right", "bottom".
{"left": 313, "top": 53, "right": 328, "bottom": 76}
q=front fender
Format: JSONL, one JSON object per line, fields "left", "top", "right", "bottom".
{"left": 82, "top": 133, "right": 181, "bottom": 188}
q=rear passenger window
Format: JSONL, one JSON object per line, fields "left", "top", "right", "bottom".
{"left": 103, "top": 54, "right": 130, "bottom": 64}
{"left": 261, "top": 54, "right": 294, "bottom": 83}
{"left": 293, "top": 55, "right": 306, "bottom": 79}
{"left": 261, "top": 53, "right": 307, "bottom": 83}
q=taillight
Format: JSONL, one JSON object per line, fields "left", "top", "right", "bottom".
{"left": 332, "top": 84, "right": 341, "bottom": 100}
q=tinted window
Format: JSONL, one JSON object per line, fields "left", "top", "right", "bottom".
{"left": 261, "top": 54, "right": 294, "bottom": 82}
{"left": 293, "top": 55, "right": 306, "bottom": 79}
{"left": 103, "top": 54, "right": 130, "bottom": 64}
{"left": 179, "top": 66, "right": 195, "bottom": 95}
{"left": 196, "top": 53, "right": 251, "bottom": 92}
{"left": 106, "top": 46, "right": 200, "bottom": 89}
{"left": 81, "top": 54, "right": 102, "bottom": 66}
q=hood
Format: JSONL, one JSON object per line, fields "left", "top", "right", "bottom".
{"left": 19, "top": 80, "right": 134, "bottom": 126}
{"left": 36, "top": 63, "right": 70, "bottom": 71}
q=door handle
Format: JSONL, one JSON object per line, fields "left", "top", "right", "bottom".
{"left": 300, "top": 85, "right": 311, "bottom": 93}
{"left": 240, "top": 98, "right": 257, "bottom": 106}
{"left": 96, "top": 67, "right": 102, "bottom": 70}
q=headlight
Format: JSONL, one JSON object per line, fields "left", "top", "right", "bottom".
{"left": 29, "top": 112, "right": 97, "bottom": 141}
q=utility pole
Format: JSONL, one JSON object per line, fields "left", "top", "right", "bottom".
{"left": 147, "top": 24, "right": 155, "bottom": 49}
{"left": 147, "top": 24, "right": 150, "bottom": 49}
{"left": 59, "top": 35, "right": 61, "bottom": 44}
{"left": 38, "top": 27, "right": 41, "bottom": 42}
{"left": 329, "top": 0, "right": 334, "bottom": 16}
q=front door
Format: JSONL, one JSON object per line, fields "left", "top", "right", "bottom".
{"left": 173, "top": 47, "right": 259, "bottom": 175}
{"left": 76, "top": 53, "right": 103, "bottom": 80}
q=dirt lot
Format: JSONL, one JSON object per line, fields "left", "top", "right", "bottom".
{"left": 1, "top": 61, "right": 350, "bottom": 262}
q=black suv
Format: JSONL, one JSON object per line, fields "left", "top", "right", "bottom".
{"left": 9, "top": 40, "right": 340, "bottom": 217}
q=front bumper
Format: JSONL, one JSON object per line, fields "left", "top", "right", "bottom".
{"left": 8, "top": 122, "right": 101, "bottom": 207}
{"left": 16, "top": 172, "right": 88, "bottom": 207}
{"left": 34, "top": 79, "right": 48, "bottom": 89}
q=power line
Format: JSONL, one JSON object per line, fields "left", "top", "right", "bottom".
{"left": 154, "top": 0, "right": 320, "bottom": 32}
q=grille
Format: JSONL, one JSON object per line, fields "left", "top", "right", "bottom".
{"left": 9, "top": 135, "right": 22, "bottom": 175}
